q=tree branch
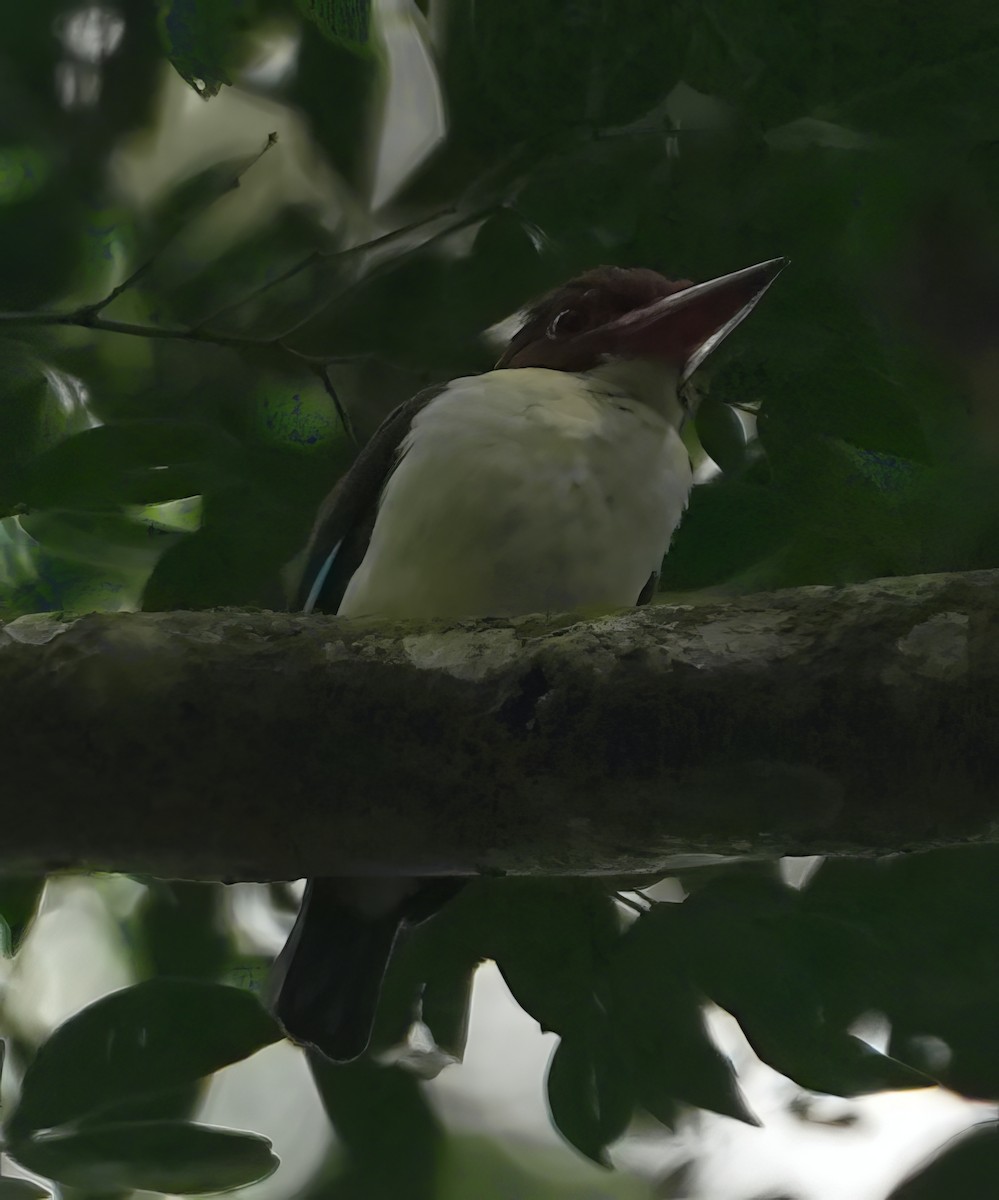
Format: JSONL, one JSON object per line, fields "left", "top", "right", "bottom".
{"left": 2, "top": 570, "right": 997, "bottom": 881}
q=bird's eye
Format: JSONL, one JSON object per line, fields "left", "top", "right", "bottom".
{"left": 547, "top": 308, "right": 581, "bottom": 338}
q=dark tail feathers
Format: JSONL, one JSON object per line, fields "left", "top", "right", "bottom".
{"left": 268, "top": 877, "right": 464, "bottom": 1062}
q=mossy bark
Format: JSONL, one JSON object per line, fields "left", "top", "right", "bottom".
{"left": 1, "top": 570, "right": 997, "bottom": 879}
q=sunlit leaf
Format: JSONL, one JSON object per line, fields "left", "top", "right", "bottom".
{"left": 250, "top": 374, "right": 345, "bottom": 454}
{"left": 0, "top": 146, "right": 52, "bottom": 206}
{"left": 3, "top": 510, "right": 184, "bottom": 615}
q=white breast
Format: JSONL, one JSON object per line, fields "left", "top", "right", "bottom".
{"left": 338, "top": 366, "right": 692, "bottom": 619}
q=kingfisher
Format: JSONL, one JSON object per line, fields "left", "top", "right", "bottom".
{"left": 269, "top": 257, "right": 786, "bottom": 1062}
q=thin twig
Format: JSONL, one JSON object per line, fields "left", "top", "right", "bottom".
{"left": 310, "top": 361, "right": 357, "bottom": 446}
{"left": 87, "top": 131, "right": 279, "bottom": 318}
{"left": 0, "top": 306, "right": 362, "bottom": 447}
{"left": 0, "top": 182, "right": 498, "bottom": 443}
{"left": 0, "top": 309, "right": 268, "bottom": 349}
{"left": 188, "top": 130, "right": 538, "bottom": 333}
{"left": 274, "top": 204, "right": 497, "bottom": 342}
{"left": 191, "top": 203, "right": 468, "bottom": 333}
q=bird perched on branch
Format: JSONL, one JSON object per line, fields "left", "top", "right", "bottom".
{"left": 269, "top": 256, "right": 786, "bottom": 1062}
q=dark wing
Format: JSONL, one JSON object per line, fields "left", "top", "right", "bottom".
{"left": 291, "top": 385, "right": 447, "bottom": 613}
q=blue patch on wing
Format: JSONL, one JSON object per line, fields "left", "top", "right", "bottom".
{"left": 303, "top": 539, "right": 344, "bottom": 614}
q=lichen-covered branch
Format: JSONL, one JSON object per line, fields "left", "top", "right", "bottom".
{"left": 1, "top": 570, "right": 997, "bottom": 880}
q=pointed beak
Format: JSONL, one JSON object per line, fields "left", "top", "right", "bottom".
{"left": 591, "top": 257, "right": 787, "bottom": 383}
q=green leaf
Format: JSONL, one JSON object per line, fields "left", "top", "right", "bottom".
{"left": 888, "top": 1123, "right": 999, "bottom": 1200}
{"left": 419, "top": 961, "right": 476, "bottom": 1063}
{"left": 546, "top": 1029, "right": 634, "bottom": 1166}
{"left": 0, "top": 1180, "right": 52, "bottom": 1200}
{"left": 158, "top": 0, "right": 258, "bottom": 97}
{"left": 745, "top": 1018, "right": 931, "bottom": 1098}
{"left": 438, "top": 0, "right": 684, "bottom": 149}
{"left": 278, "top": 17, "right": 382, "bottom": 191}
{"left": 9, "top": 979, "right": 281, "bottom": 1136}
{"left": 473, "top": 880, "right": 621, "bottom": 1039}
{"left": 0, "top": 174, "right": 86, "bottom": 310}
{"left": 513, "top": 133, "right": 669, "bottom": 257}
{"left": 679, "top": 874, "right": 931, "bottom": 1097}
{"left": 250, "top": 373, "right": 346, "bottom": 455}
{"left": 0, "top": 876, "right": 44, "bottom": 955}
{"left": 758, "top": 431, "right": 929, "bottom": 585}
{"left": 2, "top": 510, "right": 184, "bottom": 616}
{"left": 23, "top": 421, "right": 236, "bottom": 510}
{"left": 282, "top": 254, "right": 470, "bottom": 369}
{"left": 835, "top": 47, "right": 999, "bottom": 142}
{"left": 607, "top": 902, "right": 755, "bottom": 1127}
{"left": 695, "top": 398, "right": 749, "bottom": 475}
{"left": 137, "top": 883, "right": 230, "bottom": 982}
{"left": 140, "top": 513, "right": 286, "bottom": 610}
{"left": 296, "top": 0, "right": 373, "bottom": 54}
{"left": 9, "top": 1121, "right": 278, "bottom": 1195}
{"left": 659, "top": 477, "right": 788, "bottom": 591}
{"left": 144, "top": 148, "right": 277, "bottom": 257}
{"left": 141, "top": 202, "right": 337, "bottom": 339}
{"left": 16, "top": 510, "right": 174, "bottom": 571}
{"left": 0, "top": 351, "right": 98, "bottom": 516}
{"left": 806, "top": 849, "right": 999, "bottom": 1100}
{"left": 0, "top": 145, "right": 52, "bottom": 205}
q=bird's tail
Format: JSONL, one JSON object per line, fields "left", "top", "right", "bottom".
{"left": 268, "top": 877, "right": 465, "bottom": 1063}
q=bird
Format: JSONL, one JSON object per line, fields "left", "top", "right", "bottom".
{"left": 268, "top": 257, "right": 786, "bottom": 1062}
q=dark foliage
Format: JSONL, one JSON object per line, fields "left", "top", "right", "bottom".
{"left": 1, "top": 0, "right": 998, "bottom": 1196}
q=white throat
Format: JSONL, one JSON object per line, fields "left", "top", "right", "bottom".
{"left": 585, "top": 357, "right": 686, "bottom": 427}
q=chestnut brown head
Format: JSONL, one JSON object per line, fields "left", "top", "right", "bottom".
{"left": 497, "top": 259, "right": 786, "bottom": 381}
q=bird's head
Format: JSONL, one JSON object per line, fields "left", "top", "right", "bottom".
{"left": 496, "top": 258, "right": 786, "bottom": 386}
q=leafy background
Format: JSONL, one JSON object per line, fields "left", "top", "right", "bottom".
{"left": 1, "top": 1, "right": 999, "bottom": 1197}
